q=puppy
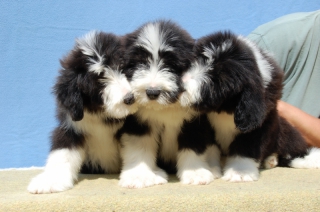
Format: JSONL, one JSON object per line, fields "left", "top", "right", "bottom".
{"left": 181, "top": 31, "right": 320, "bottom": 182}
{"left": 28, "top": 31, "right": 137, "bottom": 193}
{"left": 116, "top": 20, "right": 220, "bottom": 188}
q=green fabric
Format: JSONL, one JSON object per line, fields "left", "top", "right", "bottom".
{"left": 248, "top": 10, "right": 320, "bottom": 117}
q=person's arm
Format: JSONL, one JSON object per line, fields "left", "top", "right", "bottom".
{"left": 277, "top": 100, "right": 320, "bottom": 147}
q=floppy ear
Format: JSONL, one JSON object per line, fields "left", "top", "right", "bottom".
{"left": 54, "top": 74, "right": 84, "bottom": 122}
{"left": 64, "top": 85, "right": 84, "bottom": 121}
{"left": 234, "top": 85, "right": 266, "bottom": 133}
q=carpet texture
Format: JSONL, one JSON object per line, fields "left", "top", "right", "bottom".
{"left": 1, "top": 168, "right": 320, "bottom": 211}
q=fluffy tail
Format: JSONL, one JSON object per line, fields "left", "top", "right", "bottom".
{"left": 290, "top": 147, "right": 320, "bottom": 169}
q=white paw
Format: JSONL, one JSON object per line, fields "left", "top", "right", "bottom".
{"left": 119, "top": 168, "right": 168, "bottom": 188}
{"left": 290, "top": 147, "right": 320, "bottom": 169}
{"left": 263, "top": 154, "right": 278, "bottom": 169}
{"left": 222, "top": 168, "right": 259, "bottom": 182}
{"left": 222, "top": 156, "right": 260, "bottom": 182}
{"left": 27, "top": 171, "right": 74, "bottom": 194}
{"left": 180, "top": 168, "right": 214, "bottom": 185}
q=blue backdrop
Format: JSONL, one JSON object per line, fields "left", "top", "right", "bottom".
{"left": 1, "top": 1, "right": 319, "bottom": 169}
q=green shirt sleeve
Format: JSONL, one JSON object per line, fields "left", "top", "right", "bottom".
{"left": 247, "top": 10, "right": 320, "bottom": 117}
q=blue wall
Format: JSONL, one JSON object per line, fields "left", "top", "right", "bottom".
{"left": 1, "top": 1, "right": 319, "bottom": 168}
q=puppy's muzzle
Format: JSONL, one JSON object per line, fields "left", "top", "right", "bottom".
{"left": 146, "top": 88, "right": 161, "bottom": 100}
{"left": 123, "top": 93, "right": 135, "bottom": 105}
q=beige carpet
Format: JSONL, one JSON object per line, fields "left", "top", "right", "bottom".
{"left": 1, "top": 168, "right": 320, "bottom": 211}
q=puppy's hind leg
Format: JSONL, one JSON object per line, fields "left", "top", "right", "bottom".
{"left": 263, "top": 153, "right": 279, "bottom": 169}
{"left": 290, "top": 147, "right": 320, "bottom": 169}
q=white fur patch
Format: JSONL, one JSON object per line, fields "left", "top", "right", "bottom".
{"left": 131, "top": 64, "right": 179, "bottom": 107}
{"left": 28, "top": 148, "right": 85, "bottom": 194}
{"left": 100, "top": 68, "right": 138, "bottom": 118}
{"left": 77, "top": 31, "right": 105, "bottom": 75}
{"left": 180, "top": 61, "right": 211, "bottom": 107}
{"left": 136, "top": 22, "right": 174, "bottom": 61}
{"left": 119, "top": 134, "right": 168, "bottom": 188}
{"left": 203, "top": 41, "right": 232, "bottom": 63}
{"left": 208, "top": 112, "right": 240, "bottom": 154}
{"left": 177, "top": 150, "right": 215, "bottom": 185}
{"left": 263, "top": 153, "right": 278, "bottom": 169}
{"left": 68, "top": 112, "right": 122, "bottom": 173}
{"left": 137, "top": 104, "right": 195, "bottom": 163}
{"left": 290, "top": 147, "right": 320, "bottom": 169}
{"left": 237, "top": 36, "right": 273, "bottom": 87}
{"left": 222, "top": 156, "right": 260, "bottom": 182}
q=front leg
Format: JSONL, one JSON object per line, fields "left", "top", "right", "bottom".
{"left": 177, "top": 148, "right": 219, "bottom": 185}
{"left": 221, "top": 126, "right": 274, "bottom": 182}
{"left": 177, "top": 115, "right": 221, "bottom": 185}
{"left": 28, "top": 127, "right": 86, "bottom": 194}
{"left": 119, "top": 134, "right": 168, "bottom": 188}
{"left": 28, "top": 147, "right": 85, "bottom": 193}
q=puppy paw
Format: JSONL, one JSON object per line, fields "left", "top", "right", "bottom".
{"left": 119, "top": 168, "right": 168, "bottom": 188}
{"left": 263, "top": 154, "right": 278, "bottom": 169}
{"left": 222, "top": 156, "right": 259, "bottom": 182}
{"left": 222, "top": 169, "right": 259, "bottom": 182}
{"left": 27, "top": 171, "right": 74, "bottom": 194}
{"left": 180, "top": 168, "right": 214, "bottom": 185}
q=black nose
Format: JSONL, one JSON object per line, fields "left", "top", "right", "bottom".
{"left": 123, "top": 93, "right": 135, "bottom": 105}
{"left": 146, "top": 88, "right": 161, "bottom": 100}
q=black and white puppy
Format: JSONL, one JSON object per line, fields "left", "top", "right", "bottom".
{"left": 117, "top": 20, "right": 220, "bottom": 188}
{"left": 181, "top": 31, "right": 320, "bottom": 182}
{"left": 28, "top": 31, "right": 137, "bottom": 193}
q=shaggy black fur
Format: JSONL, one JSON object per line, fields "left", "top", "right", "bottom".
{"left": 193, "top": 31, "right": 310, "bottom": 167}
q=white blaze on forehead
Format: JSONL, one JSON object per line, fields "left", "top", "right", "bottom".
{"left": 77, "top": 31, "right": 100, "bottom": 56}
{"left": 76, "top": 30, "right": 105, "bottom": 75}
{"left": 202, "top": 40, "right": 233, "bottom": 63}
{"left": 131, "top": 22, "right": 181, "bottom": 106}
{"left": 136, "top": 22, "right": 174, "bottom": 62}
{"left": 237, "top": 36, "right": 273, "bottom": 87}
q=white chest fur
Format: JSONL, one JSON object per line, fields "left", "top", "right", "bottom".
{"left": 68, "top": 112, "right": 122, "bottom": 173}
{"left": 207, "top": 112, "right": 240, "bottom": 154}
{"left": 138, "top": 105, "right": 195, "bottom": 163}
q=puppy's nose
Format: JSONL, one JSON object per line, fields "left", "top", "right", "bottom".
{"left": 146, "top": 88, "right": 161, "bottom": 100}
{"left": 123, "top": 93, "right": 135, "bottom": 105}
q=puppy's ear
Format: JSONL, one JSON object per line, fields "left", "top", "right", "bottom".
{"left": 234, "top": 85, "right": 266, "bottom": 133}
{"left": 63, "top": 84, "right": 84, "bottom": 121}
{"left": 54, "top": 74, "right": 84, "bottom": 121}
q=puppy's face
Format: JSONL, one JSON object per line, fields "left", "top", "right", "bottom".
{"left": 55, "top": 31, "right": 137, "bottom": 121}
{"left": 123, "top": 20, "right": 194, "bottom": 110}
{"left": 181, "top": 32, "right": 271, "bottom": 132}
